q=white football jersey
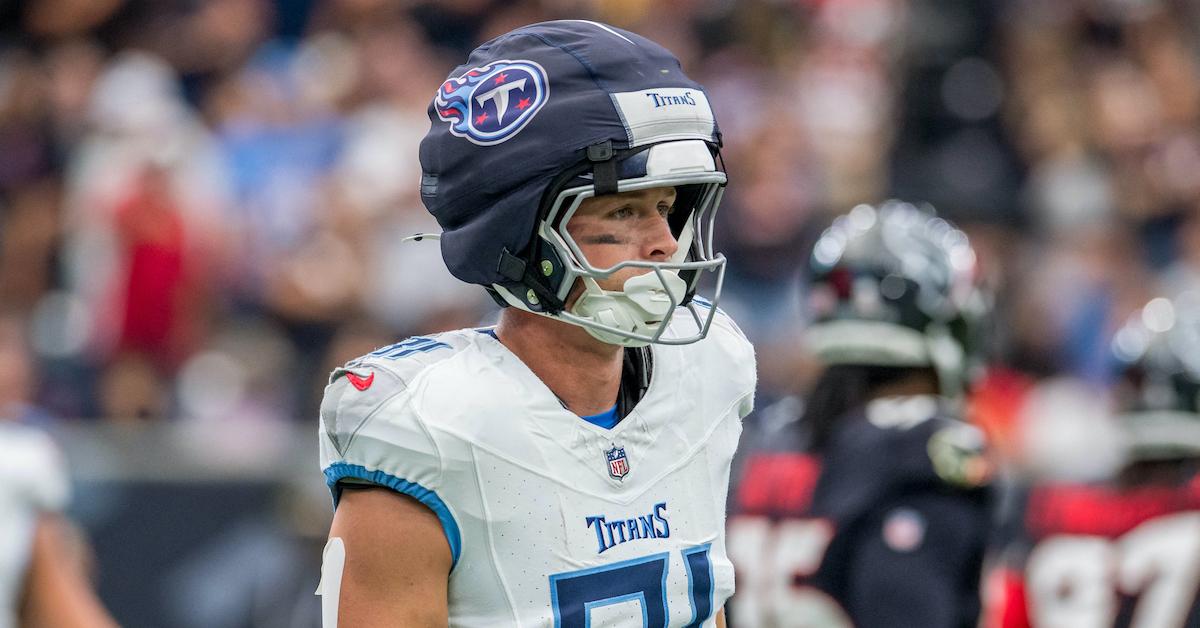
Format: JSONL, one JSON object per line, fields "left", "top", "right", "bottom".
{"left": 0, "top": 423, "right": 69, "bottom": 628}
{"left": 319, "top": 307, "right": 756, "bottom": 626}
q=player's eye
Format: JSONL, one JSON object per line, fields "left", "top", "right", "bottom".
{"left": 657, "top": 204, "right": 675, "bottom": 218}
{"left": 610, "top": 206, "right": 635, "bottom": 219}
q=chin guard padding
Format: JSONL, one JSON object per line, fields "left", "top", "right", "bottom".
{"left": 571, "top": 270, "right": 688, "bottom": 346}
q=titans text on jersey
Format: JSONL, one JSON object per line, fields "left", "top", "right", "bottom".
{"left": 586, "top": 502, "right": 671, "bottom": 554}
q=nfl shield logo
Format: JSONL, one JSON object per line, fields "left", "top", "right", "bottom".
{"left": 605, "top": 446, "right": 630, "bottom": 480}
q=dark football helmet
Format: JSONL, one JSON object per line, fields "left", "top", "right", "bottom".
{"left": 1110, "top": 293, "right": 1200, "bottom": 460}
{"left": 418, "top": 20, "right": 728, "bottom": 347}
{"left": 805, "top": 200, "right": 987, "bottom": 395}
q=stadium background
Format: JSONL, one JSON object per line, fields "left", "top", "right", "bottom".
{"left": 1, "top": 0, "right": 1198, "bottom": 625}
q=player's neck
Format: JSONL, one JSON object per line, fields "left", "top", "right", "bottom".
{"left": 496, "top": 310, "right": 624, "bottom": 417}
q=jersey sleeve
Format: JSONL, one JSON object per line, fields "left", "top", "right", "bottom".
{"left": 318, "top": 361, "right": 462, "bottom": 567}
{"left": 3, "top": 426, "right": 71, "bottom": 514}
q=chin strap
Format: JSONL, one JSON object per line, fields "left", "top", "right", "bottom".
{"left": 587, "top": 140, "right": 618, "bottom": 195}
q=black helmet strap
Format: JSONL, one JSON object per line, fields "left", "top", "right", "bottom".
{"left": 587, "top": 140, "right": 618, "bottom": 196}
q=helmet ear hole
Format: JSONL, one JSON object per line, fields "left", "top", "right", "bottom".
{"left": 530, "top": 237, "right": 570, "bottom": 301}
{"left": 493, "top": 241, "right": 570, "bottom": 314}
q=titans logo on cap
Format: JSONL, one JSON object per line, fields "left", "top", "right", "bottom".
{"left": 435, "top": 60, "right": 549, "bottom": 146}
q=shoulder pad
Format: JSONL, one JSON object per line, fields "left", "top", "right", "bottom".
{"left": 686, "top": 299, "right": 756, "bottom": 370}
{"left": 0, "top": 425, "right": 70, "bottom": 512}
{"left": 680, "top": 300, "right": 757, "bottom": 417}
{"left": 321, "top": 332, "right": 469, "bottom": 456}
{"left": 341, "top": 334, "right": 461, "bottom": 379}
{"left": 926, "top": 422, "right": 992, "bottom": 488}
{"left": 322, "top": 363, "right": 408, "bottom": 459}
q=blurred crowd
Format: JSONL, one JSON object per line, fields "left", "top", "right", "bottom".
{"left": 1, "top": 0, "right": 1199, "bottom": 480}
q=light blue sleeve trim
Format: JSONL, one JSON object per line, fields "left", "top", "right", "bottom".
{"left": 323, "top": 461, "right": 462, "bottom": 569}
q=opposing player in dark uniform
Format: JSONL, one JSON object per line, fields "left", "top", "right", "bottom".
{"left": 729, "top": 201, "right": 992, "bottom": 628}
{"left": 984, "top": 294, "right": 1200, "bottom": 628}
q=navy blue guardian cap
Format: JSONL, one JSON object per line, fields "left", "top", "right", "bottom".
{"left": 419, "top": 20, "right": 728, "bottom": 347}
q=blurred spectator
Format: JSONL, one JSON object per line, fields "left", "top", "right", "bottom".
{"left": 97, "top": 352, "right": 169, "bottom": 422}
{"left": 0, "top": 313, "right": 54, "bottom": 425}
{"left": 61, "top": 51, "right": 232, "bottom": 374}
{"left": 0, "top": 180, "right": 61, "bottom": 315}
{"left": 111, "top": 164, "right": 210, "bottom": 366}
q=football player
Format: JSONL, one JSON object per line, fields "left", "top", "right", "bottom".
{"left": 983, "top": 294, "right": 1200, "bottom": 628}
{"left": 728, "top": 201, "right": 992, "bottom": 628}
{"left": 316, "top": 20, "right": 756, "bottom": 627}
{"left": 0, "top": 422, "right": 117, "bottom": 627}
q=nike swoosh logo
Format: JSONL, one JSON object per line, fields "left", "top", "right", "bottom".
{"left": 346, "top": 371, "right": 375, "bottom": 391}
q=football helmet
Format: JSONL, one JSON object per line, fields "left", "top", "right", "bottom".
{"left": 418, "top": 20, "right": 727, "bottom": 347}
{"left": 805, "top": 200, "right": 987, "bottom": 395}
{"left": 1110, "top": 293, "right": 1200, "bottom": 460}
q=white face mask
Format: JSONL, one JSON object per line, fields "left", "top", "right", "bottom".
{"left": 569, "top": 270, "right": 689, "bottom": 347}
{"left": 491, "top": 139, "right": 729, "bottom": 346}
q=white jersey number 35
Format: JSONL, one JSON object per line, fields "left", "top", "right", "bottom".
{"left": 727, "top": 517, "right": 852, "bottom": 628}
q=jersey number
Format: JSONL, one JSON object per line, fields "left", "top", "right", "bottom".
{"left": 549, "top": 545, "right": 714, "bottom": 627}
{"left": 1026, "top": 512, "right": 1200, "bottom": 628}
{"left": 726, "top": 517, "right": 853, "bottom": 628}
